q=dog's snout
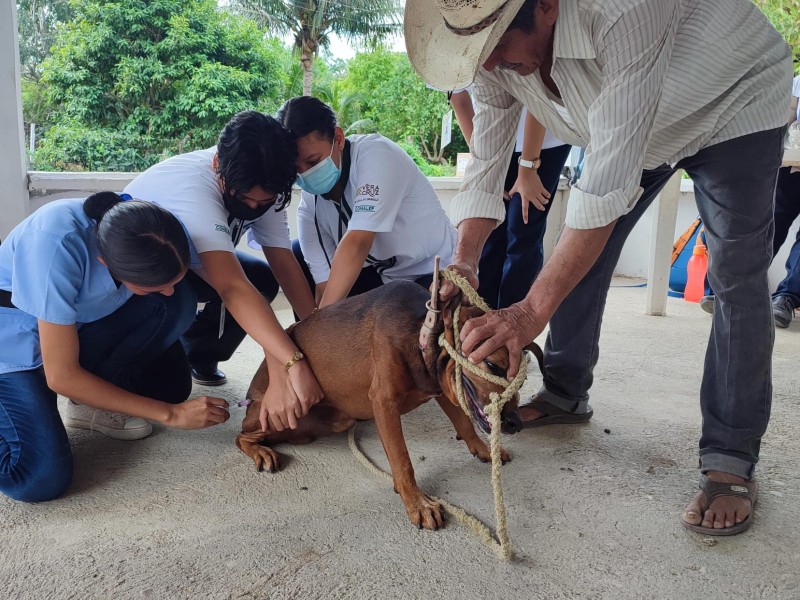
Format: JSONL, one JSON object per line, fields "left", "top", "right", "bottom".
{"left": 501, "top": 410, "right": 523, "bottom": 435}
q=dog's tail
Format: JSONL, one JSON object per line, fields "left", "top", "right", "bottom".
{"left": 523, "top": 342, "right": 544, "bottom": 375}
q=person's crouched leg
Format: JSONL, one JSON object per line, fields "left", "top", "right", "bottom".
{"left": 0, "top": 370, "right": 73, "bottom": 502}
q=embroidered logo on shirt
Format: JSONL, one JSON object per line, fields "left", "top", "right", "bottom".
{"left": 354, "top": 204, "right": 376, "bottom": 213}
{"left": 355, "top": 184, "right": 380, "bottom": 200}
{"left": 215, "top": 224, "right": 231, "bottom": 235}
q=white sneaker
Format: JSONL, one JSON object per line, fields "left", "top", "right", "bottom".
{"left": 64, "top": 400, "right": 153, "bottom": 440}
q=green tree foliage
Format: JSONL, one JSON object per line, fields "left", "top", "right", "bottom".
{"left": 754, "top": 0, "right": 800, "bottom": 69}
{"left": 36, "top": 0, "right": 288, "bottom": 171}
{"left": 231, "top": 0, "right": 402, "bottom": 95}
{"left": 341, "top": 48, "right": 467, "bottom": 165}
{"left": 16, "top": 0, "right": 73, "bottom": 80}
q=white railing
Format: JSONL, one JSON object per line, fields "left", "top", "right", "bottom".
{"left": 26, "top": 171, "right": 574, "bottom": 265}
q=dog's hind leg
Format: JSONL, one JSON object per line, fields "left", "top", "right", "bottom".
{"left": 435, "top": 396, "right": 510, "bottom": 464}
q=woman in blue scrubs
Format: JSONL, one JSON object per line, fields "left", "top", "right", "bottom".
{"left": 0, "top": 192, "right": 230, "bottom": 502}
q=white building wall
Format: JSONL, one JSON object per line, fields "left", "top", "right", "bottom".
{"left": 617, "top": 180, "right": 798, "bottom": 292}
{"left": 0, "top": 2, "right": 29, "bottom": 240}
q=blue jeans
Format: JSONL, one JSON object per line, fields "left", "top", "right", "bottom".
{"left": 538, "top": 128, "right": 783, "bottom": 480}
{"left": 0, "top": 280, "right": 196, "bottom": 502}
{"left": 478, "top": 144, "right": 572, "bottom": 309}
{"left": 772, "top": 166, "right": 800, "bottom": 307}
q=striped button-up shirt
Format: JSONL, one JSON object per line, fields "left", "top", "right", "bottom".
{"left": 453, "top": 0, "right": 793, "bottom": 230}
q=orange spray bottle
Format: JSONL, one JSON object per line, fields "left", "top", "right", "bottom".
{"left": 684, "top": 242, "right": 708, "bottom": 303}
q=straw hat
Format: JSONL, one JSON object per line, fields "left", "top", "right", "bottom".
{"left": 405, "top": 0, "right": 528, "bottom": 91}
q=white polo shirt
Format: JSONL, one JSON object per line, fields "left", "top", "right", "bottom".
{"left": 124, "top": 147, "right": 292, "bottom": 253}
{"left": 296, "top": 134, "right": 456, "bottom": 284}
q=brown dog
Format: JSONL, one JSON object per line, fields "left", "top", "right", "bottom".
{"left": 236, "top": 280, "right": 530, "bottom": 530}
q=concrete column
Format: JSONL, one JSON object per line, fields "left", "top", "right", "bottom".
{"left": 645, "top": 171, "right": 682, "bottom": 316}
{"left": 0, "top": 2, "right": 30, "bottom": 239}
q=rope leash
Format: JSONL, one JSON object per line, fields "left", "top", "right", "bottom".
{"left": 349, "top": 269, "right": 528, "bottom": 560}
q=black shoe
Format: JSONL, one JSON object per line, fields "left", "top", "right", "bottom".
{"left": 190, "top": 364, "right": 227, "bottom": 386}
{"left": 700, "top": 295, "right": 715, "bottom": 315}
{"left": 773, "top": 295, "right": 795, "bottom": 329}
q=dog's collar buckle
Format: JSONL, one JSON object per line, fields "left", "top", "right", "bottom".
{"left": 419, "top": 301, "right": 441, "bottom": 350}
{"left": 419, "top": 257, "right": 442, "bottom": 351}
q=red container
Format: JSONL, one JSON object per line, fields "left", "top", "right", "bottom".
{"left": 684, "top": 244, "right": 708, "bottom": 303}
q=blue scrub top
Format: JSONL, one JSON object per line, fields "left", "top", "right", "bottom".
{"left": 0, "top": 198, "right": 197, "bottom": 375}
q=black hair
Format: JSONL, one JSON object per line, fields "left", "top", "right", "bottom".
{"left": 216, "top": 110, "right": 297, "bottom": 213}
{"left": 508, "top": 0, "right": 539, "bottom": 33}
{"left": 276, "top": 96, "right": 339, "bottom": 142}
{"left": 83, "top": 191, "right": 190, "bottom": 287}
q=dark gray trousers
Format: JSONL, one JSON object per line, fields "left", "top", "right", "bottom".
{"left": 538, "top": 127, "right": 784, "bottom": 480}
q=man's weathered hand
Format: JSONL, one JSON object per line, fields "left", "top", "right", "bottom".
{"left": 460, "top": 301, "right": 545, "bottom": 377}
{"left": 438, "top": 262, "right": 478, "bottom": 303}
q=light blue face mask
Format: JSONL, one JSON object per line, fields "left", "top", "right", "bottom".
{"left": 297, "top": 142, "right": 341, "bottom": 195}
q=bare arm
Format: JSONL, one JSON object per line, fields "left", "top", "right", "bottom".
{"left": 314, "top": 281, "right": 327, "bottom": 306}
{"left": 439, "top": 218, "right": 495, "bottom": 299}
{"left": 199, "top": 250, "right": 323, "bottom": 430}
{"left": 39, "top": 321, "right": 229, "bottom": 429}
{"left": 510, "top": 112, "right": 552, "bottom": 221}
{"left": 520, "top": 111, "right": 546, "bottom": 161}
{"left": 200, "top": 250, "right": 300, "bottom": 363}
{"left": 318, "top": 230, "right": 377, "bottom": 308}
{"left": 450, "top": 90, "right": 475, "bottom": 146}
{"left": 263, "top": 246, "right": 316, "bottom": 320}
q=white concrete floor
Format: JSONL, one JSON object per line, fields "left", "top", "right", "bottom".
{"left": 1, "top": 283, "right": 799, "bottom": 599}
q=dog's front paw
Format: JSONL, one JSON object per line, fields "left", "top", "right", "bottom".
{"left": 404, "top": 494, "right": 445, "bottom": 530}
{"left": 250, "top": 446, "right": 281, "bottom": 473}
{"left": 466, "top": 439, "right": 511, "bottom": 465}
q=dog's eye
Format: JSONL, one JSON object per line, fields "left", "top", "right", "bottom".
{"left": 483, "top": 359, "right": 505, "bottom": 377}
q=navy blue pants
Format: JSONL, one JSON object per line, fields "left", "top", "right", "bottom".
{"left": 772, "top": 166, "right": 800, "bottom": 307}
{"left": 478, "top": 144, "right": 572, "bottom": 309}
{"left": 291, "top": 240, "right": 433, "bottom": 304}
{"left": 0, "top": 281, "right": 196, "bottom": 502}
{"left": 182, "top": 250, "right": 279, "bottom": 366}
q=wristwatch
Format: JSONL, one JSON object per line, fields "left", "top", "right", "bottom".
{"left": 518, "top": 156, "right": 541, "bottom": 170}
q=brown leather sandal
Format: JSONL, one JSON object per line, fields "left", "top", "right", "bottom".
{"left": 681, "top": 474, "right": 758, "bottom": 536}
{"left": 519, "top": 396, "right": 594, "bottom": 429}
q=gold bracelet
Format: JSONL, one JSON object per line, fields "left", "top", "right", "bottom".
{"left": 284, "top": 350, "right": 304, "bottom": 370}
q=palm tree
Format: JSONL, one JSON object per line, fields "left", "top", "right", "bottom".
{"left": 314, "top": 79, "right": 368, "bottom": 131}
{"left": 231, "top": 0, "right": 402, "bottom": 96}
